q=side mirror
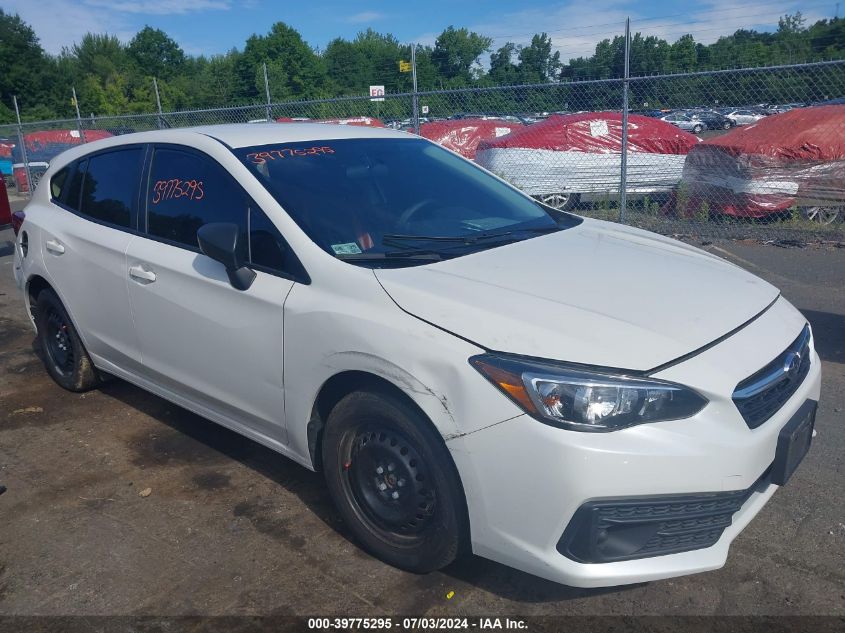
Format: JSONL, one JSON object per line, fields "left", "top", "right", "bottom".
{"left": 197, "top": 222, "right": 256, "bottom": 291}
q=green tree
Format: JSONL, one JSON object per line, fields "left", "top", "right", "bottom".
{"left": 127, "top": 26, "right": 186, "bottom": 79}
{"left": 431, "top": 26, "right": 492, "bottom": 84}
{"left": 236, "top": 22, "right": 327, "bottom": 101}
{"left": 0, "top": 9, "right": 57, "bottom": 122}
{"left": 517, "top": 33, "right": 561, "bottom": 83}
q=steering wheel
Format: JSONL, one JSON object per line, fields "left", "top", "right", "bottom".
{"left": 396, "top": 198, "right": 439, "bottom": 230}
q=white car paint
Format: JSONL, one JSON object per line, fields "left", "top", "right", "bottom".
{"left": 12, "top": 123, "right": 821, "bottom": 587}
{"left": 726, "top": 110, "right": 766, "bottom": 126}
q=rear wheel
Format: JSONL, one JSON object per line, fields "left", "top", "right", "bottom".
{"left": 693, "top": 124, "right": 704, "bottom": 134}
{"left": 722, "top": 121, "right": 731, "bottom": 130}
{"left": 801, "top": 205, "right": 842, "bottom": 225}
{"left": 35, "top": 289, "right": 101, "bottom": 392}
{"left": 322, "top": 390, "right": 466, "bottom": 573}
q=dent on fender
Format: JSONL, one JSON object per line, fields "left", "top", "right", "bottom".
{"left": 323, "top": 350, "right": 458, "bottom": 434}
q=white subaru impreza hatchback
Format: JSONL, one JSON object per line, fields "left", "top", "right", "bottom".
{"left": 12, "top": 124, "right": 820, "bottom": 587}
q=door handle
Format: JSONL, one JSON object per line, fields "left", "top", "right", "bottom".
{"left": 45, "top": 239, "right": 65, "bottom": 255}
{"left": 129, "top": 264, "right": 157, "bottom": 283}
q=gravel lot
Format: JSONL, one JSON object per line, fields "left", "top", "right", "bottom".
{"left": 0, "top": 220, "right": 843, "bottom": 617}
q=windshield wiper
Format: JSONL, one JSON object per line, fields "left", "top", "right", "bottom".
{"left": 382, "top": 231, "right": 517, "bottom": 246}
{"left": 383, "top": 226, "right": 560, "bottom": 246}
{"left": 335, "top": 250, "right": 445, "bottom": 262}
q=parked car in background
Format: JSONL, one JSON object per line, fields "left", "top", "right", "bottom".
{"left": 477, "top": 112, "right": 700, "bottom": 209}
{"left": 724, "top": 109, "right": 766, "bottom": 126}
{"left": 674, "top": 105, "right": 845, "bottom": 224}
{"left": 630, "top": 109, "right": 666, "bottom": 118}
{"left": 688, "top": 110, "right": 735, "bottom": 130}
{"left": 660, "top": 113, "right": 704, "bottom": 133}
{"left": 12, "top": 123, "right": 820, "bottom": 588}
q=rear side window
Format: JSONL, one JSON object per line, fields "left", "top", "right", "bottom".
{"left": 79, "top": 148, "right": 143, "bottom": 228}
{"left": 146, "top": 148, "right": 247, "bottom": 250}
{"left": 65, "top": 161, "right": 86, "bottom": 211}
{"left": 50, "top": 167, "right": 69, "bottom": 200}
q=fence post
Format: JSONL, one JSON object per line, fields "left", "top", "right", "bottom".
{"left": 619, "top": 17, "right": 631, "bottom": 223}
{"left": 411, "top": 43, "right": 420, "bottom": 135}
{"left": 263, "top": 62, "right": 272, "bottom": 121}
{"left": 12, "top": 96, "right": 33, "bottom": 198}
{"left": 72, "top": 87, "right": 86, "bottom": 143}
{"left": 153, "top": 78, "right": 164, "bottom": 129}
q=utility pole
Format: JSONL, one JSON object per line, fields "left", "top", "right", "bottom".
{"left": 263, "top": 62, "right": 272, "bottom": 121}
{"left": 13, "top": 96, "right": 33, "bottom": 197}
{"left": 411, "top": 43, "right": 420, "bottom": 135}
{"left": 153, "top": 78, "right": 164, "bottom": 129}
{"left": 619, "top": 17, "right": 631, "bottom": 223}
{"left": 72, "top": 87, "right": 86, "bottom": 143}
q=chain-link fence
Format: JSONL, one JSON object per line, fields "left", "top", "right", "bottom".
{"left": 3, "top": 60, "right": 844, "bottom": 244}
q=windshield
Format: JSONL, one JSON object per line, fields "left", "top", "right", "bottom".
{"left": 233, "top": 138, "right": 579, "bottom": 264}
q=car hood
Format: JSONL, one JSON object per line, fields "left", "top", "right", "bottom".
{"left": 374, "top": 219, "right": 779, "bottom": 371}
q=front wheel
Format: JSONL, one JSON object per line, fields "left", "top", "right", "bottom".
{"left": 538, "top": 192, "right": 579, "bottom": 211}
{"left": 693, "top": 124, "right": 704, "bottom": 134}
{"left": 322, "top": 390, "right": 466, "bottom": 573}
{"left": 35, "top": 288, "right": 101, "bottom": 392}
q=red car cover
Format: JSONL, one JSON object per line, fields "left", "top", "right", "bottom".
{"left": 420, "top": 119, "right": 523, "bottom": 159}
{"left": 477, "top": 112, "right": 698, "bottom": 155}
{"left": 677, "top": 105, "right": 845, "bottom": 218}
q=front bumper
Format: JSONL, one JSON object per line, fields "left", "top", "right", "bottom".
{"left": 447, "top": 297, "right": 821, "bottom": 587}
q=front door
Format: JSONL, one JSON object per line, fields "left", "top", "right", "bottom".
{"left": 125, "top": 146, "right": 294, "bottom": 442}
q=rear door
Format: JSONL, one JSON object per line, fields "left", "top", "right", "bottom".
{"left": 125, "top": 145, "right": 296, "bottom": 442}
{"left": 40, "top": 146, "right": 146, "bottom": 371}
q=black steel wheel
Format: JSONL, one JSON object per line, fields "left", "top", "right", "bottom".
{"left": 323, "top": 390, "right": 466, "bottom": 573}
{"left": 44, "top": 307, "right": 75, "bottom": 375}
{"left": 35, "top": 288, "right": 101, "bottom": 392}
{"left": 346, "top": 426, "right": 436, "bottom": 535}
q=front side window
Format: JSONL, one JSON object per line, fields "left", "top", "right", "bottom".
{"left": 146, "top": 148, "right": 247, "bottom": 252}
{"left": 232, "top": 138, "right": 578, "bottom": 265}
{"left": 79, "top": 148, "right": 143, "bottom": 228}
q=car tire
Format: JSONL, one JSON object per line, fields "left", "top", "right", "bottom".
{"left": 322, "top": 389, "right": 466, "bottom": 573}
{"left": 722, "top": 121, "right": 731, "bottom": 130}
{"left": 538, "top": 192, "right": 579, "bottom": 211}
{"left": 693, "top": 124, "right": 703, "bottom": 134}
{"left": 35, "top": 288, "right": 101, "bottom": 392}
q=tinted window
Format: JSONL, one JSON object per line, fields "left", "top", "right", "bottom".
{"left": 50, "top": 167, "right": 69, "bottom": 200}
{"left": 79, "top": 149, "right": 143, "bottom": 228}
{"left": 147, "top": 148, "right": 247, "bottom": 251}
{"left": 65, "top": 160, "right": 87, "bottom": 212}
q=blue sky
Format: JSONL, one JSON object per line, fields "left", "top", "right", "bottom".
{"left": 5, "top": 0, "right": 837, "bottom": 59}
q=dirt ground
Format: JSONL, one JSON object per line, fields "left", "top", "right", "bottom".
{"left": 0, "top": 223, "right": 843, "bottom": 617}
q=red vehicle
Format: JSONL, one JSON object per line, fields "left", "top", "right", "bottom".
{"left": 677, "top": 105, "right": 845, "bottom": 223}
{"left": 419, "top": 118, "right": 523, "bottom": 160}
{"left": 12, "top": 129, "right": 112, "bottom": 193}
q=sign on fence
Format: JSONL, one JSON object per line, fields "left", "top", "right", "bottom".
{"left": 369, "top": 85, "right": 385, "bottom": 102}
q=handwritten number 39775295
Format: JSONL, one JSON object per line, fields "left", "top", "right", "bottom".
{"left": 152, "top": 179, "right": 204, "bottom": 204}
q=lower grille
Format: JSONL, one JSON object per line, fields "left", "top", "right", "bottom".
{"left": 733, "top": 325, "right": 811, "bottom": 429}
{"left": 557, "top": 471, "right": 768, "bottom": 564}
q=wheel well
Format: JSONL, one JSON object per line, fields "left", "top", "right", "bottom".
{"left": 26, "top": 275, "right": 52, "bottom": 320}
{"left": 307, "top": 371, "right": 438, "bottom": 472}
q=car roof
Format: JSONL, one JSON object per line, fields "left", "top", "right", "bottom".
{"left": 71, "top": 122, "right": 414, "bottom": 154}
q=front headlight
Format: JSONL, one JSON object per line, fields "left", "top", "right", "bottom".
{"left": 470, "top": 354, "right": 708, "bottom": 432}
